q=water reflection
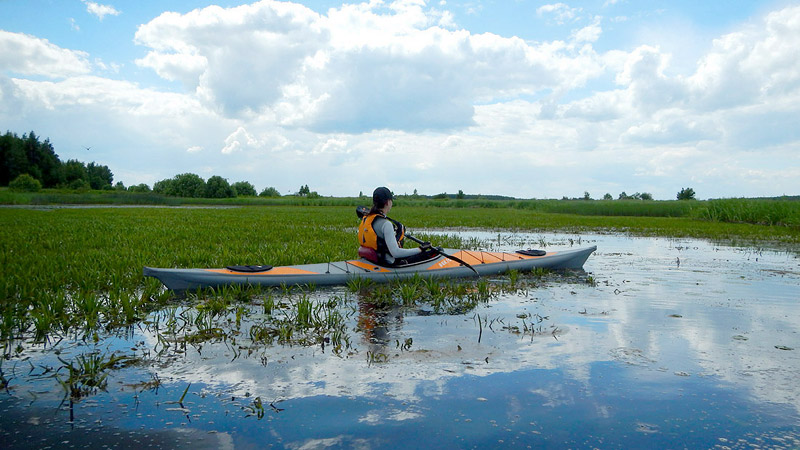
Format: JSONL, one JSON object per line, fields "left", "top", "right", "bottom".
{"left": 2, "top": 232, "right": 799, "bottom": 448}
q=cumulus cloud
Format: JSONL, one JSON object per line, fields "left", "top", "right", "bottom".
{"left": 222, "top": 126, "right": 260, "bottom": 154}
{"left": 83, "top": 1, "right": 121, "bottom": 20}
{"left": 134, "top": 0, "right": 604, "bottom": 133}
{"left": 615, "top": 45, "right": 687, "bottom": 113}
{"left": 688, "top": 5, "right": 800, "bottom": 110}
{"left": 0, "top": 31, "right": 91, "bottom": 77}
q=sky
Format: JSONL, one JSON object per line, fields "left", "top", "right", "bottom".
{"left": 1, "top": 0, "right": 798, "bottom": 199}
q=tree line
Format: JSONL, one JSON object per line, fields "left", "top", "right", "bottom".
{"left": 0, "top": 130, "right": 284, "bottom": 198}
{"left": 1, "top": 131, "right": 113, "bottom": 191}
{"left": 150, "top": 173, "right": 283, "bottom": 198}
{"left": 3, "top": 130, "right": 698, "bottom": 201}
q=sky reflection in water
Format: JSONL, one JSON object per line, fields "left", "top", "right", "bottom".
{"left": 1, "top": 232, "right": 799, "bottom": 449}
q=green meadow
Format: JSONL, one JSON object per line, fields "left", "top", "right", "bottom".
{"left": 1, "top": 198, "right": 798, "bottom": 351}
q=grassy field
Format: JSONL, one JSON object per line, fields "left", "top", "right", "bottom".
{"left": 1, "top": 202, "right": 798, "bottom": 348}
{"left": 2, "top": 188, "right": 799, "bottom": 226}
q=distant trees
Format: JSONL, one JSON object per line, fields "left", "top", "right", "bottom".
{"left": 152, "top": 173, "right": 237, "bottom": 198}
{"left": 259, "top": 187, "right": 281, "bottom": 197}
{"left": 205, "top": 176, "right": 235, "bottom": 198}
{"left": 128, "top": 183, "right": 151, "bottom": 193}
{"left": 63, "top": 159, "right": 87, "bottom": 186}
{"left": 154, "top": 173, "right": 205, "bottom": 197}
{"left": 296, "top": 184, "right": 320, "bottom": 198}
{"left": 603, "top": 193, "right": 613, "bottom": 200}
{"left": 232, "top": 181, "right": 256, "bottom": 197}
{"left": 1, "top": 131, "right": 334, "bottom": 200}
{"left": 149, "top": 174, "right": 287, "bottom": 199}
{"left": 147, "top": 173, "right": 293, "bottom": 199}
{"left": 9, "top": 174, "right": 42, "bottom": 192}
{"left": 0, "top": 131, "right": 113, "bottom": 190}
{"left": 617, "top": 191, "right": 653, "bottom": 200}
{"left": 677, "top": 187, "right": 696, "bottom": 200}
{"left": 87, "top": 162, "right": 113, "bottom": 190}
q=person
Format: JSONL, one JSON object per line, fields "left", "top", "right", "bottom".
{"left": 358, "top": 187, "right": 431, "bottom": 265}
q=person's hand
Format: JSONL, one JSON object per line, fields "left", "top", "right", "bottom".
{"left": 419, "top": 241, "right": 432, "bottom": 251}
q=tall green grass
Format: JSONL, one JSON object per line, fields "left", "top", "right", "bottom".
{"left": 700, "top": 198, "right": 800, "bottom": 227}
{"left": 0, "top": 207, "right": 358, "bottom": 345}
{"left": 2, "top": 189, "right": 799, "bottom": 228}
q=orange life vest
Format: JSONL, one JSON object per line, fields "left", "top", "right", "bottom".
{"left": 358, "top": 213, "right": 404, "bottom": 261}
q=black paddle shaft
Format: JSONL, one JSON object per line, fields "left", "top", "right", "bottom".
{"left": 355, "top": 206, "right": 478, "bottom": 275}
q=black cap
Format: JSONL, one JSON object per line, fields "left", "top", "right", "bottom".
{"left": 373, "top": 186, "right": 393, "bottom": 204}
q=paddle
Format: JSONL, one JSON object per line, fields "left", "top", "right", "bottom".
{"left": 356, "top": 206, "right": 478, "bottom": 275}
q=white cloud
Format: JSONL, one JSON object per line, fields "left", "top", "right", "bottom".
{"left": 83, "top": 1, "right": 120, "bottom": 21}
{"left": 313, "top": 137, "right": 348, "bottom": 154}
{"left": 440, "top": 135, "right": 462, "bottom": 148}
{"left": 222, "top": 126, "right": 260, "bottom": 154}
{"left": 621, "top": 113, "right": 720, "bottom": 145}
{"left": 0, "top": 31, "right": 91, "bottom": 77}
{"left": 134, "top": 0, "right": 604, "bottom": 133}
{"left": 537, "top": 3, "right": 582, "bottom": 25}
{"left": 688, "top": 5, "right": 800, "bottom": 110}
{"left": 571, "top": 17, "right": 602, "bottom": 43}
{"left": 615, "top": 45, "right": 687, "bottom": 113}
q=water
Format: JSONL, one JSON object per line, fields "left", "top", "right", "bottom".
{"left": 2, "top": 232, "right": 799, "bottom": 449}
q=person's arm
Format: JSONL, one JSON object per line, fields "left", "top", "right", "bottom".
{"left": 381, "top": 220, "right": 422, "bottom": 258}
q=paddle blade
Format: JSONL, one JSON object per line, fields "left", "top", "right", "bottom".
{"left": 356, "top": 206, "right": 369, "bottom": 218}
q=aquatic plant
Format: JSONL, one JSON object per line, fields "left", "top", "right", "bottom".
{"left": 346, "top": 276, "right": 374, "bottom": 292}
{"left": 55, "top": 351, "right": 135, "bottom": 400}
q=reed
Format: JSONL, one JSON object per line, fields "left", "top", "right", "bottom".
{"left": 699, "top": 198, "right": 800, "bottom": 227}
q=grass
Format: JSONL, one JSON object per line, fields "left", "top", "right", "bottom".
{"left": 0, "top": 204, "right": 798, "bottom": 350}
{"left": 700, "top": 198, "right": 800, "bottom": 227}
{"left": 2, "top": 188, "right": 799, "bottom": 227}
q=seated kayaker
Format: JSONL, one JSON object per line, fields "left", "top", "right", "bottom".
{"left": 358, "top": 187, "right": 432, "bottom": 266}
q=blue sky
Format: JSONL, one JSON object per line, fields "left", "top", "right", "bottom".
{"left": 1, "top": 0, "right": 798, "bottom": 199}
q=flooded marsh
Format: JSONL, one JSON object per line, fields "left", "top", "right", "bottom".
{"left": 1, "top": 224, "right": 799, "bottom": 448}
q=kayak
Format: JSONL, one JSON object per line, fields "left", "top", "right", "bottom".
{"left": 143, "top": 245, "right": 597, "bottom": 292}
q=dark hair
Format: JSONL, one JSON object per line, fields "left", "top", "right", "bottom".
{"left": 369, "top": 186, "right": 393, "bottom": 215}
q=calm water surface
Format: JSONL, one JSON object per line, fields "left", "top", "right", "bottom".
{"left": 2, "top": 232, "right": 799, "bottom": 449}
